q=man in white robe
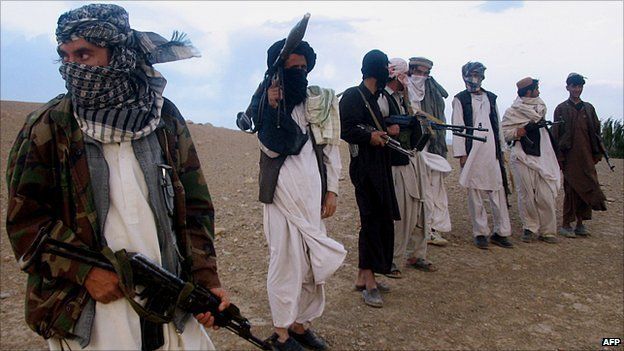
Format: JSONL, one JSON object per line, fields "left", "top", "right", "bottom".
{"left": 407, "top": 57, "right": 452, "bottom": 246}
{"left": 258, "top": 39, "right": 346, "bottom": 351}
{"left": 7, "top": 4, "right": 228, "bottom": 350}
{"left": 501, "top": 77, "right": 561, "bottom": 243}
{"left": 452, "top": 62, "right": 514, "bottom": 250}
{"left": 378, "top": 58, "right": 436, "bottom": 277}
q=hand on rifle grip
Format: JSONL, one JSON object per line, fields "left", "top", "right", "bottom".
{"left": 370, "top": 131, "right": 388, "bottom": 147}
{"left": 84, "top": 267, "right": 124, "bottom": 304}
{"left": 267, "top": 78, "right": 282, "bottom": 109}
{"left": 195, "top": 287, "right": 230, "bottom": 330}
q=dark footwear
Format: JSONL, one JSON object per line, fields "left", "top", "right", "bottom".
{"left": 354, "top": 281, "right": 390, "bottom": 293}
{"left": 288, "top": 329, "right": 328, "bottom": 351}
{"left": 521, "top": 229, "right": 537, "bottom": 243}
{"left": 490, "top": 233, "right": 513, "bottom": 248}
{"left": 558, "top": 226, "right": 576, "bottom": 238}
{"left": 270, "top": 334, "right": 305, "bottom": 351}
{"left": 362, "top": 288, "right": 383, "bottom": 308}
{"left": 538, "top": 234, "right": 558, "bottom": 244}
{"left": 406, "top": 258, "right": 438, "bottom": 272}
{"left": 474, "top": 235, "right": 489, "bottom": 249}
{"left": 574, "top": 224, "right": 590, "bottom": 237}
{"left": 384, "top": 269, "right": 402, "bottom": 279}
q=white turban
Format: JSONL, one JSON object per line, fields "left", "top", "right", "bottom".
{"left": 388, "top": 57, "right": 409, "bottom": 88}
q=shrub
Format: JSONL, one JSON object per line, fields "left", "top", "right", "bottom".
{"left": 601, "top": 117, "right": 624, "bottom": 159}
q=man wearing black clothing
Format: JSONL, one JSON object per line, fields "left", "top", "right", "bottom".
{"left": 339, "top": 50, "right": 400, "bottom": 308}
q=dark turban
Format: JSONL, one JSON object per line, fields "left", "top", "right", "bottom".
{"left": 361, "top": 49, "right": 389, "bottom": 80}
{"left": 267, "top": 39, "right": 317, "bottom": 72}
{"left": 462, "top": 61, "right": 486, "bottom": 78}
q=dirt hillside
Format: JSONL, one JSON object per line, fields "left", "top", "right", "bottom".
{"left": 1, "top": 100, "right": 622, "bottom": 350}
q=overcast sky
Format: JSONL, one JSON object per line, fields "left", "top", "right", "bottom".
{"left": 1, "top": 1, "right": 622, "bottom": 130}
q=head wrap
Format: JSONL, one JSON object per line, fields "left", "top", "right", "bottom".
{"left": 265, "top": 39, "right": 316, "bottom": 107}
{"left": 409, "top": 57, "right": 433, "bottom": 70}
{"left": 566, "top": 72, "right": 586, "bottom": 86}
{"left": 266, "top": 39, "right": 316, "bottom": 72}
{"left": 55, "top": 3, "right": 200, "bottom": 143}
{"left": 462, "top": 61, "right": 486, "bottom": 93}
{"left": 361, "top": 49, "right": 389, "bottom": 91}
{"left": 388, "top": 57, "right": 409, "bottom": 88}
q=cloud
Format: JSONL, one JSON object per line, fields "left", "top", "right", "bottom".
{"left": 0, "top": 1, "right": 622, "bottom": 129}
{"left": 478, "top": 1, "right": 524, "bottom": 13}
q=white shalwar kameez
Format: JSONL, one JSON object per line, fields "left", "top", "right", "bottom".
{"left": 378, "top": 88, "right": 428, "bottom": 268}
{"left": 452, "top": 93, "right": 511, "bottom": 238}
{"left": 502, "top": 97, "right": 561, "bottom": 235}
{"left": 263, "top": 104, "right": 346, "bottom": 328}
{"left": 49, "top": 142, "right": 214, "bottom": 351}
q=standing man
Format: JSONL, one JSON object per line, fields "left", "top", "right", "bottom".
{"left": 451, "top": 62, "right": 514, "bottom": 250}
{"left": 407, "top": 57, "right": 452, "bottom": 247}
{"left": 502, "top": 77, "right": 561, "bottom": 243}
{"left": 5, "top": 4, "right": 228, "bottom": 350}
{"left": 340, "top": 50, "right": 400, "bottom": 308}
{"left": 252, "top": 39, "right": 346, "bottom": 351}
{"left": 378, "top": 58, "right": 436, "bottom": 278}
{"left": 552, "top": 73, "right": 607, "bottom": 238}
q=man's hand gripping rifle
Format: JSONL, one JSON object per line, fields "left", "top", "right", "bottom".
{"left": 356, "top": 124, "right": 415, "bottom": 157}
{"left": 520, "top": 119, "right": 564, "bottom": 146}
{"left": 19, "top": 229, "right": 273, "bottom": 350}
{"left": 236, "top": 13, "right": 311, "bottom": 133}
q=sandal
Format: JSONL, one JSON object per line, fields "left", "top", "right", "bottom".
{"left": 354, "top": 281, "right": 391, "bottom": 293}
{"left": 384, "top": 269, "right": 402, "bottom": 279}
{"left": 406, "top": 258, "right": 438, "bottom": 272}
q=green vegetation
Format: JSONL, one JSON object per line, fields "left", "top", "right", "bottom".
{"left": 602, "top": 117, "right": 624, "bottom": 159}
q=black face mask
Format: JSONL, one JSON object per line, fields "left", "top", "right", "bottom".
{"left": 282, "top": 68, "right": 308, "bottom": 108}
{"left": 374, "top": 68, "right": 390, "bottom": 92}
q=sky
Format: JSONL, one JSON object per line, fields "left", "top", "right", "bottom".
{"left": 1, "top": 1, "right": 623, "bottom": 132}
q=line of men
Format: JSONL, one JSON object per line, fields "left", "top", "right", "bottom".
{"left": 4, "top": 4, "right": 608, "bottom": 351}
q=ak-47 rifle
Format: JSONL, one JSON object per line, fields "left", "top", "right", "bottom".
{"left": 236, "top": 13, "right": 311, "bottom": 133}
{"left": 385, "top": 111, "right": 489, "bottom": 152}
{"left": 519, "top": 119, "right": 565, "bottom": 146}
{"left": 356, "top": 124, "right": 415, "bottom": 157}
{"left": 19, "top": 229, "right": 272, "bottom": 351}
{"left": 596, "top": 132, "right": 616, "bottom": 172}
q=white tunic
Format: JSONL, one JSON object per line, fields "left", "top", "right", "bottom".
{"left": 451, "top": 94, "right": 504, "bottom": 190}
{"left": 263, "top": 104, "right": 346, "bottom": 327}
{"left": 50, "top": 142, "right": 214, "bottom": 351}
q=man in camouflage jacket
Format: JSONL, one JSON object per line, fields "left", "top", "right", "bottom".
{"left": 5, "top": 4, "right": 227, "bottom": 349}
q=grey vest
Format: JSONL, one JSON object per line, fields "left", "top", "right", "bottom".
{"left": 72, "top": 128, "right": 188, "bottom": 347}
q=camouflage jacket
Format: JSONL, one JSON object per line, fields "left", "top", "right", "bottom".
{"left": 5, "top": 94, "right": 219, "bottom": 339}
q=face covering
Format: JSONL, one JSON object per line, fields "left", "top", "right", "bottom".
{"left": 408, "top": 75, "right": 426, "bottom": 102}
{"left": 282, "top": 67, "right": 308, "bottom": 107}
{"left": 463, "top": 75, "right": 483, "bottom": 93}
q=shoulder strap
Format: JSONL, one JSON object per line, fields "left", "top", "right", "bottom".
{"left": 356, "top": 87, "right": 384, "bottom": 131}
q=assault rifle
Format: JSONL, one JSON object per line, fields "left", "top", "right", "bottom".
{"left": 236, "top": 13, "right": 311, "bottom": 133}
{"left": 356, "top": 124, "right": 415, "bottom": 157}
{"left": 385, "top": 113, "right": 489, "bottom": 151}
{"left": 596, "top": 132, "right": 616, "bottom": 172}
{"left": 19, "top": 230, "right": 272, "bottom": 351}
{"left": 520, "top": 119, "right": 564, "bottom": 146}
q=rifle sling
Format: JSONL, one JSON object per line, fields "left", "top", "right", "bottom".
{"left": 356, "top": 87, "right": 385, "bottom": 132}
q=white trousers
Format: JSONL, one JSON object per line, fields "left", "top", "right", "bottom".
{"left": 264, "top": 203, "right": 325, "bottom": 328}
{"left": 467, "top": 188, "right": 512, "bottom": 237}
{"left": 424, "top": 169, "right": 452, "bottom": 233}
{"left": 511, "top": 161, "right": 558, "bottom": 235}
{"left": 48, "top": 317, "right": 214, "bottom": 351}
{"left": 391, "top": 159, "right": 427, "bottom": 270}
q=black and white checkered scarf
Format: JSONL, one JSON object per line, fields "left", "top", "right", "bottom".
{"left": 56, "top": 4, "right": 199, "bottom": 143}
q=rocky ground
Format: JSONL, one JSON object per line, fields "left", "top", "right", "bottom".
{"left": 1, "top": 100, "right": 622, "bottom": 350}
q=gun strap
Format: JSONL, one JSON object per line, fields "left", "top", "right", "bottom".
{"left": 101, "top": 247, "right": 172, "bottom": 324}
{"left": 356, "top": 87, "right": 384, "bottom": 132}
